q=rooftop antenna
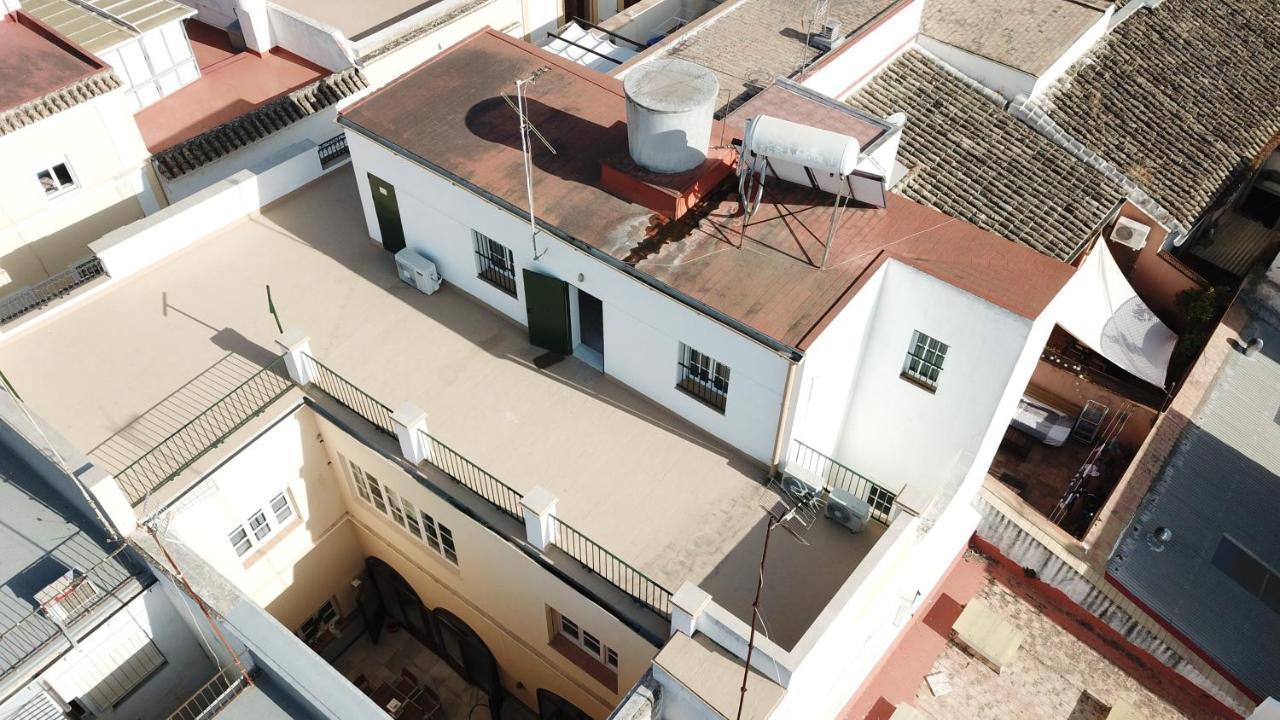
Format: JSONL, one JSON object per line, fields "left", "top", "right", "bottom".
{"left": 501, "top": 67, "right": 557, "bottom": 260}
{"left": 736, "top": 503, "right": 808, "bottom": 720}
{"left": 799, "top": 0, "right": 831, "bottom": 76}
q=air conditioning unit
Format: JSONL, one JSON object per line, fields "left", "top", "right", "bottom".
{"left": 825, "top": 488, "right": 870, "bottom": 533}
{"left": 394, "top": 248, "right": 442, "bottom": 295}
{"left": 809, "top": 20, "right": 842, "bottom": 51}
{"left": 780, "top": 465, "right": 823, "bottom": 506}
{"left": 1110, "top": 216, "right": 1151, "bottom": 251}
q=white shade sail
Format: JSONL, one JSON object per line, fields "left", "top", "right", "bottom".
{"left": 544, "top": 23, "right": 638, "bottom": 72}
{"left": 1057, "top": 241, "right": 1179, "bottom": 387}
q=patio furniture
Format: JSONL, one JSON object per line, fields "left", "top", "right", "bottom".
{"left": 395, "top": 668, "right": 419, "bottom": 697}
{"left": 1011, "top": 395, "right": 1073, "bottom": 446}
{"left": 371, "top": 679, "right": 443, "bottom": 719}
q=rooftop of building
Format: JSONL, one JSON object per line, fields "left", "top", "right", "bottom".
{"left": 638, "top": 0, "right": 905, "bottom": 115}
{"left": 21, "top": 0, "right": 195, "bottom": 55}
{"left": 1032, "top": 0, "right": 1280, "bottom": 228}
{"left": 0, "top": 167, "right": 885, "bottom": 651}
{"left": 848, "top": 49, "right": 1124, "bottom": 262}
{"left": 270, "top": 0, "right": 447, "bottom": 41}
{"left": 340, "top": 30, "right": 1072, "bottom": 352}
{"left": 841, "top": 549, "right": 1236, "bottom": 720}
{"left": 134, "top": 21, "right": 330, "bottom": 153}
{"left": 0, "top": 11, "right": 119, "bottom": 131}
{"left": 921, "top": 0, "right": 1107, "bottom": 76}
{"left": 1108, "top": 271, "right": 1280, "bottom": 701}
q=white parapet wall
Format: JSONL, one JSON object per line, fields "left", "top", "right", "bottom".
{"left": 267, "top": 3, "right": 355, "bottom": 71}
{"left": 799, "top": 0, "right": 923, "bottom": 102}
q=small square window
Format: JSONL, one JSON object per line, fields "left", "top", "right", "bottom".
{"left": 403, "top": 499, "right": 423, "bottom": 540}
{"left": 385, "top": 488, "right": 405, "bottom": 527}
{"left": 676, "top": 343, "right": 730, "bottom": 412}
{"left": 606, "top": 648, "right": 618, "bottom": 669}
{"left": 560, "top": 616, "right": 579, "bottom": 640}
{"left": 582, "top": 631, "right": 601, "bottom": 655}
{"left": 439, "top": 524, "right": 458, "bottom": 564}
{"left": 474, "top": 232, "right": 517, "bottom": 297}
{"left": 37, "top": 162, "right": 76, "bottom": 196}
{"left": 366, "top": 476, "right": 387, "bottom": 513}
{"left": 346, "top": 458, "right": 370, "bottom": 502}
{"left": 902, "top": 330, "right": 948, "bottom": 390}
{"left": 228, "top": 528, "right": 252, "bottom": 557}
{"left": 248, "top": 511, "right": 270, "bottom": 540}
{"left": 421, "top": 511, "right": 442, "bottom": 553}
{"left": 271, "top": 492, "right": 294, "bottom": 524}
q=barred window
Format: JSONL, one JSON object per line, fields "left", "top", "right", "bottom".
{"left": 902, "top": 330, "right": 947, "bottom": 390}
{"left": 474, "top": 231, "right": 517, "bottom": 297}
{"left": 676, "top": 344, "right": 730, "bottom": 412}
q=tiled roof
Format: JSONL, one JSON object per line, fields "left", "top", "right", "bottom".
{"left": 1032, "top": 0, "right": 1280, "bottom": 227}
{"left": 849, "top": 50, "right": 1122, "bottom": 261}
{"left": 0, "top": 69, "right": 120, "bottom": 136}
{"left": 151, "top": 67, "right": 367, "bottom": 180}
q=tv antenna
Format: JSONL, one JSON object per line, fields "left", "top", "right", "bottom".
{"left": 799, "top": 0, "right": 831, "bottom": 77}
{"left": 501, "top": 67, "right": 557, "bottom": 260}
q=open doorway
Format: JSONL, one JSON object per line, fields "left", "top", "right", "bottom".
{"left": 574, "top": 289, "right": 604, "bottom": 369}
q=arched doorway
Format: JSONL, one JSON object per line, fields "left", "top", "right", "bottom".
{"left": 359, "top": 558, "right": 504, "bottom": 713}
{"left": 537, "top": 689, "right": 593, "bottom": 720}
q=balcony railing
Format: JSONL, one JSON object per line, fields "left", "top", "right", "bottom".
{"left": 317, "top": 134, "right": 350, "bottom": 168}
{"left": 417, "top": 429, "right": 524, "bottom": 521}
{"left": 549, "top": 516, "right": 672, "bottom": 620}
{"left": 0, "top": 256, "right": 105, "bottom": 325}
{"left": 167, "top": 666, "right": 251, "bottom": 720}
{"left": 302, "top": 353, "right": 395, "bottom": 436}
{"left": 786, "top": 440, "right": 900, "bottom": 525}
{"left": 116, "top": 356, "right": 294, "bottom": 506}
{"left": 300, "top": 355, "right": 673, "bottom": 622}
{"left": 0, "top": 545, "right": 137, "bottom": 680}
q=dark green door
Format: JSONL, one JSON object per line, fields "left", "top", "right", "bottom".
{"left": 367, "top": 173, "right": 405, "bottom": 252}
{"left": 523, "top": 269, "right": 572, "bottom": 354}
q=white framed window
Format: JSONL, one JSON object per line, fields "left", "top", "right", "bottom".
{"left": 227, "top": 493, "right": 298, "bottom": 557}
{"left": 345, "top": 457, "right": 459, "bottom": 566}
{"left": 676, "top": 343, "right": 730, "bottom": 413}
{"left": 552, "top": 608, "right": 618, "bottom": 671}
{"left": 902, "top": 330, "right": 948, "bottom": 391}
{"left": 473, "top": 231, "right": 517, "bottom": 297}
{"left": 36, "top": 161, "right": 77, "bottom": 197}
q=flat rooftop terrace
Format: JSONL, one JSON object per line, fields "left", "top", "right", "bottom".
{"left": 0, "top": 168, "right": 879, "bottom": 650}
{"left": 0, "top": 12, "right": 106, "bottom": 115}
{"left": 270, "top": 0, "right": 447, "bottom": 40}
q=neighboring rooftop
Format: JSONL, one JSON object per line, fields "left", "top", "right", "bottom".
{"left": 21, "top": 0, "right": 196, "bottom": 54}
{"left": 133, "top": 21, "right": 329, "bottom": 152}
{"left": 1033, "top": 0, "right": 1280, "bottom": 227}
{"left": 645, "top": 0, "right": 903, "bottom": 114}
{"left": 341, "top": 31, "right": 1072, "bottom": 352}
{"left": 0, "top": 11, "right": 119, "bottom": 134}
{"left": 1109, "top": 275, "right": 1280, "bottom": 700}
{"left": 921, "top": 0, "right": 1107, "bottom": 76}
{"left": 849, "top": 49, "right": 1124, "bottom": 261}
{"left": 271, "top": 0, "right": 447, "bottom": 40}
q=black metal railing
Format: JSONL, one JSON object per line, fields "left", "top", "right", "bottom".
{"left": 302, "top": 354, "right": 396, "bottom": 436}
{"left": 0, "top": 545, "right": 137, "bottom": 679}
{"left": 473, "top": 234, "right": 517, "bottom": 297}
{"left": 787, "top": 440, "right": 900, "bottom": 525}
{"left": 116, "top": 357, "right": 294, "bottom": 505}
{"left": 676, "top": 362, "right": 729, "bottom": 412}
{"left": 417, "top": 429, "right": 524, "bottom": 521}
{"left": 0, "top": 256, "right": 105, "bottom": 325}
{"left": 167, "top": 666, "right": 251, "bottom": 720}
{"left": 317, "top": 134, "right": 350, "bottom": 168}
{"left": 548, "top": 516, "right": 673, "bottom": 620}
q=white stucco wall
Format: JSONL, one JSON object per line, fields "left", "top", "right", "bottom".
{"left": 800, "top": 0, "right": 923, "bottom": 101}
{"left": 266, "top": 3, "right": 355, "bottom": 71}
{"left": 345, "top": 131, "right": 791, "bottom": 463}
{"left": 0, "top": 92, "right": 153, "bottom": 287}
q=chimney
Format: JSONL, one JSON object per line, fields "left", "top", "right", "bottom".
{"left": 623, "top": 59, "right": 719, "bottom": 174}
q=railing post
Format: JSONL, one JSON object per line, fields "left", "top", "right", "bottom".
{"left": 520, "top": 486, "right": 559, "bottom": 551}
{"left": 81, "top": 466, "right": 139, "bottom": 536}
{"left": 391, "top": 403, "right": 430, "bottom": 464}
{"left": 670, "top": 582, "right": 712, "bottom": 637}
{"left": 274, "top": 330, "right": 314, "bottom": 385}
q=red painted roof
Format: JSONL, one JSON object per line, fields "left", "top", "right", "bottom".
{"left": 341, "top": 29, "right": 1073, "bottom": 351}
{"left": 0, "top": 12, "right": 107, "bottom": 115}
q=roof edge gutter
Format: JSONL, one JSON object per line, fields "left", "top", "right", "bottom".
{"left": 337, "top": 116, "right": 805, "bottom": 363}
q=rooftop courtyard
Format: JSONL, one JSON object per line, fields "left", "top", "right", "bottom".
{"left": 270, "top": 0, "right": 448, "bottom": 41}
{"left": 0, "top": 167, "right": 881, "bottom": 650}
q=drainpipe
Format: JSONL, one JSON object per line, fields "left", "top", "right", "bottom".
{"left": 768, "top": 360, "right": 800, "bottom": 478}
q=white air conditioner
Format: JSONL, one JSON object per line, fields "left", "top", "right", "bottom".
{"left": 825, "top": 488, "right": 870, "bottom": 533}
{"left": 1110, "top": 216, "right": 1151, "bottom": 251}
{"left": 394, "top": 248, "right": 442, "bottom": 295}
{"left": 780, "top": 465, "right": 823, "bottom": 506}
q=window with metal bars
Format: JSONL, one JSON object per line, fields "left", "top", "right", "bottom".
{"left": 901, "top": 330, "right": 947, "bottom": 390}
{"left": 474, "top": 231, "right": 517, "bottom": 297}
{"left": 676, "top": 343, "right": 730, "bottom": 412}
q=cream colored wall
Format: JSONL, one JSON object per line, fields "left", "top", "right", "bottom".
{"left": 0, "top": 91, "right": 152, "bottom": 286}
{"left": 163, "top": 408, "right": 366, "bottom": 632}
{"left": 314, "top": 412, "right": 659, "bottom": 718}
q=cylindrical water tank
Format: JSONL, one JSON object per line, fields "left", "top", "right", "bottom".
{"left": 623, "top": 59, "right": 719, "bottom": 174}
{"left": 742, "top": 115, "right": 860, "bottom": 177}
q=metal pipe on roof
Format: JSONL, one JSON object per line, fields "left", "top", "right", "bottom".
{"left": 545, "top": 31, "right": 624, "bottom": 65}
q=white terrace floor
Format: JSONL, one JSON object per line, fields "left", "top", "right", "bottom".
{"left": 0, "top": 168, "right": 876, "bottom": 649}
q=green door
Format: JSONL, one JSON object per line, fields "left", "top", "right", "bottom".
{"left": 523, "top": 269, "right": 572, "bottom": 354}
{"left": 367, "top": 173, "right": 405, "bottom": 252}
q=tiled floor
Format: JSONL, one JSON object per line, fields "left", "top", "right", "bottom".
{"left": 331, "top": 629, "right": 536, "bottom": 720}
